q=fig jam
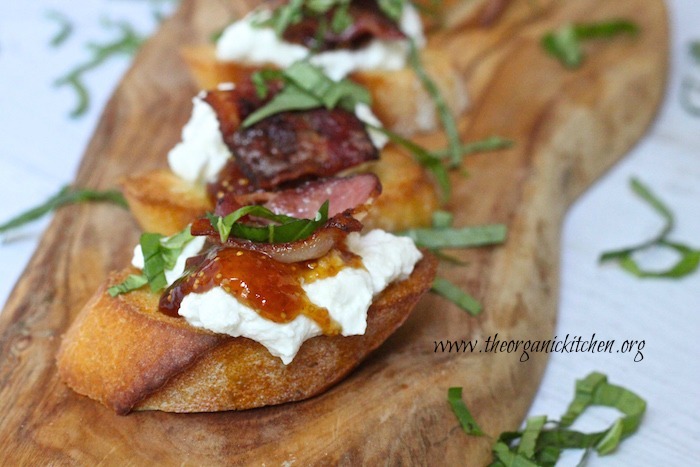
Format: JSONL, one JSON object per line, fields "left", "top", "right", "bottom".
{"left": 159, "top": 246, "right": 362, "bottom": 334}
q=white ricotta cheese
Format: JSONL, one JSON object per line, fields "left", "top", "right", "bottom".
{"left": 216, "top": 4, "right": 425, "bottom": 81}
{"left": 133, "top": 229, "right": 422, "bottom": 364}
{"left": 354, "top": 103, "right": 388, "bottom": 149}
{"left": 167, "top": 97, "right": 231, "bottom": 184}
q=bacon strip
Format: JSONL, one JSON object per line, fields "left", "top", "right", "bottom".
{"left": 226, "top": 108, "right": 378, "bottom": 190}
{"left": 283, "top": 0, "right": 406, "bottom": 51}
{"left": 203, "top": 87, "right": 378, "bottom": 197}
{"left": 191, "top": 174, "right": 381, "bottom": 263}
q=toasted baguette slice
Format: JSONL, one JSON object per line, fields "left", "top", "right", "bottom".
{"left": 121, "top": 169, "right": 211, "bottom": 236}
{"left": 122, "top": 144, "right": 440, "bottom": 236}
{"left": 57, "top": 254, "right": 437, "bottom": 414}
{"left": 180, "top": 45, "right": 467, "bottom": 136}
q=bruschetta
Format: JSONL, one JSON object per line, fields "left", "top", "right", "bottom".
{"left": 181, "top": 0, "right": 468, "bottom": 136}
{"left": 57, "top": 174, "right": 437, "bottom": 413}
{"left": 122, "top": 66, "right": 440, "bottom": 235}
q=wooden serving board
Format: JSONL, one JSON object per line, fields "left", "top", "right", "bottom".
{"left": 0, "top": 0, "right": 667, "bottom": 464}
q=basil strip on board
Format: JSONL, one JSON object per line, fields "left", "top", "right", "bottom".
{"left": 400, "top": 224, "right": 507, "bottom": 250}
{"left": 431, "top": 136, "right": 513, "bottom": 160}
{"left": 208, "top": 201, "right": 330, "bottom": 244}
{"left": 542, "top": 19, "right": 639, "bottom": 69}
{"left": 368, "top": 125, "right": 513, "bottom": 203}
{"left": 0, "top": 185, "right": 127, "bottom": 237}
{"left": 432, "top": 278, "right": 482, "bottom": 316}
{"left": 367, "top": 124, "right": 451, "bottom": 200}
{"left": 409, "top": 215, "right": 506, "bottom": 316}
{"left": 447, "top": 387, "right": 485, "bottom": 436}
{"left": 599, "top": 178, "right": 700, "bottom": 278}
{"left": 408, "top": 40, "right": 463, "bottom": 167}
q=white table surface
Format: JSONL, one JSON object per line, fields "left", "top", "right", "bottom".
{"left": 1, "top": 1, "right": 699, "bottom": 465}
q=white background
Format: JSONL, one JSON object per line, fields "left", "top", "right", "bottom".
{"left": 1, "top": 1, "right": 699, "bottom": 465}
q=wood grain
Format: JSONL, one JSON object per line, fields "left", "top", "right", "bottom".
{"left": 0, "top": 0, "right": 667, "bottom": 464}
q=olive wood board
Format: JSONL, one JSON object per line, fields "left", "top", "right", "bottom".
{"left": 0, "top": 0, "right": 667, "bottom": 464}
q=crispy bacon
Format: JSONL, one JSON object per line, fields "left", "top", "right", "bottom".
{"left": 202, "top": 81, "right": 281, "bottom": 133}
{"left": 226, "top": 108, "right": 378, "bottom": 190}
{"left": 191, "top": 174, "right": 381, "bottom": 263}
{"left": 203, "top": 86, "right": 378, "bottom": 198}
{"left": 283, "top": 0, "right": 406, "bottom": 51}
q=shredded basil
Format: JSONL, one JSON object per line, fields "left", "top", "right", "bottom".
{"left": 262, "top": 0, "right": 405, "bottom": 37}
{"left": 431, "top": 210, "right": 453, "bottom": 229}
{"left": 369, "top": 124, "right": 451, "bottom": 200}
{"left": 268, "top": 0, "right": 306, "bottom": 36}
{"left": 432, "top": 278, "right": 482, "bottom": 316}
{"left": 517, "top": 415, "right": 547, "bottom": 459}
{"left": 330, "top": 1, "right": 352, "bottom": 34}
{"left": 0, "top": 185, "right": 128, "bottom": 237}
{"left": 451, "top": 372, "right": 646, "bottom": 466}
{"left": 46, "top": 10, "right": 74, "bottom": 48}
{"left": 107, "top": 274, "right": 148, "bottom": 297}
{"left": 680, "top": 41, "right": 700, "bottom": 116}
{"left": 242, "top": 62, "right": 371, "bottom": 127}
{"left": 403, "top": 210, "right": 506, "bottom": 316}
{"left": 680, "top": 77, "right": 700, "bottom": 117}
{"left": 208, "top": 201, "right": 330, "bottom": 244}
{"left": 491, "top": 372, "right": 647, "bottom": 464}
{"left": 447, "top": 387, "right": 485, "bottom": 435}
{"left": 400, "top": 224, "right": 507, "bottom": 250}
{"left": 368, "top": 125, "right": 513, "bottom": 203}
{"left": 413, "top": 217, "right": 505, "bottom": 315}
{"left": 542, "top": 19, "right": 639, "bottom": 69}
{"left": 431, "top": 137, "right": 514, "bottom": 160}
{"left": 599, "top": 178, "right": 700, "bottom": 278}
{"left": 691, "top": 40, "right": 700, "bottom": 65}
{"left": 55, "top": 20, "right": 144, "bottom": 118}
{"left": 377, "top": 0, "right": 405, "bottom": 22}
{"left": 107, "top": 226, "right": 195, "bottom": 297}
{"left": 408, "top": 40, "right": 463, "bottom": 168}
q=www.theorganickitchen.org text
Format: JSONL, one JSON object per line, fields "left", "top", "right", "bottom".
{"left": 434, "top": 333, "right": 645, "bottom": 362}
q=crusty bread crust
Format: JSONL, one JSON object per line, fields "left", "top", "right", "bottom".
{"left": 180, "top": 45, "right": 468, "bottom": 136}
{"left": 359, "top": 146, "right": 440, "bottom": 232}
{"left": 57, "top": 255, "right": 437, "bottom": 414}
{"left": 121, "top": 169, "right": 211, "bottom": 236}
{"left": 121, "top": 144, "right": 440, "bottom": 236}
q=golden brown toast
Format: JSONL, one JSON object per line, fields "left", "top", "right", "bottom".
{"left": 121, "top": 169, "right": 211, "bottom": 236}
{"left": 180, "top": 45, "right": 468, "bottom": 136}
{"left": 122, "top": 144, "right": 440, "bottom": 236}
{"left": 57, "top": 255, "right": 437, "bottom": 414}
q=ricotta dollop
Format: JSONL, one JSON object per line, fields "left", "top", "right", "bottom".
{"left": 216, "top": 4, "right": 425, "bottom": 81}
{"left": 167, "top": 95, "right": 232, "bottom": 184}
{"left": 132, "top": 230, "right": 421, "bottom": 364}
